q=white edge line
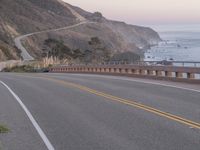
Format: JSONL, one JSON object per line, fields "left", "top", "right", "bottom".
{"left": 0, "top": 81, "right": 55, "bottom": 150}
{"left": 66, "top": 74, "right": 200, "bottom": 93}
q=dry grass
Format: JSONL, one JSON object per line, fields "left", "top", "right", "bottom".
{"left": 1, "top": 56, "right": 69, "bottom": 72}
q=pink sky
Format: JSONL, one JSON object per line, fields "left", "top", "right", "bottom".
{"left": 63, "top": 0, "right": 200, "bottom": 25}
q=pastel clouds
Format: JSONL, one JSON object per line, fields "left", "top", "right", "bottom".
{"left": 63, "top": 0, "right": 200, "bottom": 25}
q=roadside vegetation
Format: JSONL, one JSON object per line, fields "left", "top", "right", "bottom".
{"left": 43, "top": 38, "right": 83, "bottom": 60}
{"left": 43, "top": 37, "right": 112, "bottom": 64}
{"left": 2, "top": 64, "right": 49, "bottom": 73}
{"left": 1, "top": 37, "right": 140, "bottom": 73}
{"left": 0, "top": 125, "right": 9, "bottom": 134}
{"left": 0, "top": 124, "right": 9, "bottom": 150}
{"left": 42, "top": 37, "right": 141, "bottom": 65}
{"left": 2, "top": 65, "right": 36, "bottom": 73}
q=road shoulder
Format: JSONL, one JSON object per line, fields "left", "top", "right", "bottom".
{"left": 0, "top": 83, "right": 47, "bottom": 150}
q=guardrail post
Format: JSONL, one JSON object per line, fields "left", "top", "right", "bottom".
{"left": 156, "top": 70, "right": 162, "bottom": 76}
{"left": 116, "top": 68, "right": 120, "bottom": 73}
{"left": 121, "top": 69, "right": 127, "bottom": 73}
{"left": 51, "top": 63, "right": 200, "bottom": 82}
{"left": 175, "top": 72, "right": 183, "bottom": 78}
{"left": 141, "top": 70, "right": 146, "bottom": 75}
{"left": 134, "top": 69, "right": 140, "bottom": 75}
{"left": 187, "top": 73, "right": 195, "bottom": 79}
{"left": 106, "top": 68, "right": 110, "bottom": 73}
{"left": 148, "top": 70, "right": 154, "bottom": 76}
{"left": 111, "top": 68, "right": 115, "bottom": 73}
{"left": 165, "top": 71, "right": 172, "bottom": 77}
{"left": 128, "top": 69, "right": 132, "bottom": 74}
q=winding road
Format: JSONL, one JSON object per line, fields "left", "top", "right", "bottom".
{"left": 0, "top": 73, "right": 200, "bottom": 150}
{"left": 2, "top": 3, "right": 200, "bottom": 150}
{"left": 14, "top": 21, "right": 92, "bottom": 61}
{"left": 14, "top": 2, "right": 89, "bottom": 61}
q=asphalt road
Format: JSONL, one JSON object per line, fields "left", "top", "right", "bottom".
{"left": 0, "top": 73, "right": 200, "bottom": 150}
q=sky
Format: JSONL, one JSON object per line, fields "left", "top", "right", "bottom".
{"left": 63, "top": 0, "right": 200, "bottom": 25}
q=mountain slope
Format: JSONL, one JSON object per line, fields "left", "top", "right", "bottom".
{"left": 70, "top": 5, "right": 161, "bottom": 49}
{"left": 0, "top": 0, "right": 161, "bottom": 62}
{"left": 0, "top": 0, "right": 76, "bottom": 42}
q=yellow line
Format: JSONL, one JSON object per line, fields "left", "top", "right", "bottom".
{"left": 16, "top": 74, "right": 200, "bottom": 129}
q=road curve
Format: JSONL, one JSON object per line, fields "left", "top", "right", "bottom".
{"left": 14, "top": 21, "right": 94, "bottom": 61}
{"left": 0, "top": 73, "right": 200, "bottom": 150}
{"left": 14, "top": 3, "right": 89, "bottom": 61}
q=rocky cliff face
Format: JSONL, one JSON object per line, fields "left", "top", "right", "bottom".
{"left": 0, "top": 0, "right": 161, "bottom": 61}
{"left": 71, "top": 5, "right": 161, "bottom": 49}
{"left": 0, "top": 0, "right": 76, "bottom": 42}
{"left": 0, "top": 0, "right": 78, "bottom": 60}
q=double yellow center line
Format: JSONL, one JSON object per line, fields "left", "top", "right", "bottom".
{"left": 36, "top": 76, "right": 200, "bottom": 129}
{"left": 33, "top": 74, "right": 200, "bottom": 129}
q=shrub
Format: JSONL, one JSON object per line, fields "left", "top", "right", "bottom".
{"left": 0, "top": 125, "right": 9, "bottom": 134}
{"left": 2, "top": 65, "right": 36, "bottom": 73}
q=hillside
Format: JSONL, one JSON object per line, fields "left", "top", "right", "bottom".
{"left": 0, "top": 0, "right": 161, "bottom": 62}
{"left": 71, "top": 4, "right": 161, "bottom": 48}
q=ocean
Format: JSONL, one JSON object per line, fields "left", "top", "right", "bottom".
{"left": 144, "top": 24, "right": 200, "bottom": 62}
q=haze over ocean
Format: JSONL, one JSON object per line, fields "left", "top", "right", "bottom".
{"left": 144, "top": 24, "right": 200, "bottom": 62}
{"left": 64, "top": 0, "right": 200, "bottom": 62}
{"left": 64, "top": 0, "right": 200, "bottom": 25}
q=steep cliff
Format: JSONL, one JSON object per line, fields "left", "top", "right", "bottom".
{"left": 0, "top": 0, "right": 161, "bottom": 61}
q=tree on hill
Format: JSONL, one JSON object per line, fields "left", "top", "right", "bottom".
{"left": 88, "top": 37, "right": 111, "bottom": 64}
{"left": 43, "top": 38, "right": 84, "bottom": 60}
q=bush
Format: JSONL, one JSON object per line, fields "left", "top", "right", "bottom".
{"left": 2, "top": 65, "right": 36, "bottom": 73}
{"left": 0, "top": 125, "right": 9, "bottom": 133}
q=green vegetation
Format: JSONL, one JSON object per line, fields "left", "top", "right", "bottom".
{"left": 2, "top": 65, "right": 36, "bottom": 73}
{"left": 43, "top": 37, "right": 111, "bottom": 64}
{"left": 43, "top": 39, "right": 84, "bottom": 60}
{"left": 43, "top": 37, "right": 141, "bottom": 65}
{"left": 0, "top": 125, "right": 9, "bottom": 134}
{"left": 87, "top": 37, "right": 111, "bottom": 63}
{"left": 91, "top": 12, "right": 103, "bottom": 22}
{"left": 2, "top": 65, "right": 50, "bottom": 73}
{"left": 93, "top": 12, "right": 103, "bottom": 18}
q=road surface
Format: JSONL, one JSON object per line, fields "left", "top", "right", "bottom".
{"left": 0, "top": 73, "right": 200, "bottom": 150}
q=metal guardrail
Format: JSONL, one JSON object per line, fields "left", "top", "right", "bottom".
{"left": 137, "top": 61, "right": 200, "bottom": 67}
{"left": 101, "top": 61, "right": 200, "bottom": 67}
{"left": 50, "top": 62, "right": 200, "bottom": 82}
{"left": 55, "top": 61, "right": 200, "bottom": 68}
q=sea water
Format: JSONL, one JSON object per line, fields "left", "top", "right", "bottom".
{"left": 144, "top": 24, "right": 200, "bottom": 62}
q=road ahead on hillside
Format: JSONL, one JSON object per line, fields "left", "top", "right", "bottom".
{"left": 14, "top": 21, "right": 93, "bottom": 61}
{"left": 0, "top": 73, "right": 200, "bottom": 150}
{"left": 13, "top": 2, "right": 88, "bottom": 61}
